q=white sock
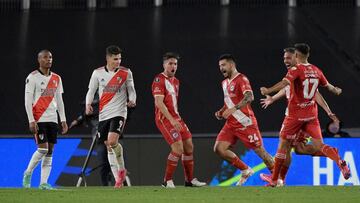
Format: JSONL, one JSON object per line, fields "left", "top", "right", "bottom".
{"left": 40, "top": 155, "right": 52, "bottom": 184}
{"left": 25, "top": 148, "right": 48, "bottom": 174}
{"left": 108, "top": 151, "right": 119, "bottom": 181}
{"left": 111, "top": 143, "right": 125, "bottom": 170}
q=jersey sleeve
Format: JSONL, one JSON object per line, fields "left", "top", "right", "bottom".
{"left": 25, "top": 74, "right": 36, "bottom": 122}
{"left": 57, "top": 76, "right": 64, "bottom": 94}
{"left": 152, "top": 76, "right": 165, "bottom": 96}
{"left": 86, "top": 70, "right": 98, "bottom": 105}
{"left": 318, "top": 70, "right": 329, "bottom": 86}
{"left": 126, "top": 69, "right": 137, "bottom": 102}
{"left": 239, "top": 75, "right": 252, "bottom": 93}
{"left": 284, "top": 66, "right": 300, "bottom": 83}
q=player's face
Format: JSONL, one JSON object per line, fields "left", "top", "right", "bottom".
{"left": 219, "top": 59, "right": 233, "bottom": 78}
{"left": 163, "top": 58, "right": 178, "bottom": 77}
{"left": 106, "top": 54, "right": 122, "bottom": 69}
{"left": 283, "top": 52, "right": 296, "bottom": 69}
{"left": 38, "top": 52, "right": 53, "bottom": 69}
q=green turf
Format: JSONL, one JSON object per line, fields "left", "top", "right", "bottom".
{"left": 0, "top": 186, "right": 359, "bottom": 203}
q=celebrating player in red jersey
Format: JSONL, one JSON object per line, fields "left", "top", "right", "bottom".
{"left": 259, "top": 47, "right": 341, "bottom": 185}
{"left": 23, "top": 50, "right": 68, "bottom": 190}
{"left": 214, "top": 54, "right": 274, "bottom": 185}
{"left": 260, "top": 43, "right": 350, "bottom": 186}
{"left": 152, "top": 52, "right": 206, "bottom": 188}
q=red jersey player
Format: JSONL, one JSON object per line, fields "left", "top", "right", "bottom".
{"left": 260, "top": 43, "right": 350, "bottom": 186}
{"left": 152, "top": 52, "right": 206, "bottom": 188}
{"left": 259, "top": 47, "right": 340, "bottom": 185}
{"left": 214, "top": 54, "right": 274, "bottom": 185}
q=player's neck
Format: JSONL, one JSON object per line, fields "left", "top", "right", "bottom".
{"left": 297, "top": 58, "right": 308, "bottom": 64}
{"left": 229, "top": 70, "right": 239, "bottom": 80}
{"left": 106, "top": 65, "right": 118, "bottom": 72}
{"left": 38, "top": 67, "right": 50, "bottom": 76}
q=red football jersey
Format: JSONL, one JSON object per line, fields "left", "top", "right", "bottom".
{"left": 222, "top": 73, "right": 257, "bottom": 128}
{"left": 152, "top": 73, "right": 181, "bottom": 120}
{"left": 284, "top": 63, "right": 328, "bottom": 119}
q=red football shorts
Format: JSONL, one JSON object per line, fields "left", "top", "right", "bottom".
{"left": 155, "top": 118, "right": 192, "bottom": 145}
{"left": 280, "top": 116, "right": 322, "bottom": 142}
{"left": 216, "top": 123, "right": 263, "bottom": 149}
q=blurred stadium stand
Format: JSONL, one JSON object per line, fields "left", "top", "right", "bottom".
{"left": 0, "top": 0, "right": 359, "bottom": 11}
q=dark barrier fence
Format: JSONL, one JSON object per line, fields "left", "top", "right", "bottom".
{"left": 0, "top": 0, "right": 358, "bottom": 11}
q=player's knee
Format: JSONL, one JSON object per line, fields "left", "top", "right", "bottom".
{"left": 37, "top": 148, "right": 48, "bottom": 155}
{"left": 213, "top": 145, "right": 225, "bottom": 156}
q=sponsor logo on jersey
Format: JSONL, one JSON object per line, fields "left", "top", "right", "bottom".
{"left": 154, "top": 77, "right": 160, "bottom": 82}
{"left": 117, "top": 77, "right": 122, "bottom": 83}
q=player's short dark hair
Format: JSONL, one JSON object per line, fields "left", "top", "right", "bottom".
{"left": 219, "top": 54, "right": 236, "bottom": 64}
{"left": 38, "top": 49, "right": 51, "bottom": 58}
{"left": 283, "top": 47, "right": 295, "bottom": 54}
{"left": 294, "top": 43, "right": 310, "bottom": 55}
{"left": 106, "top": 45, "right": 122, "bottom": 56}
{"left": 163, "top": 52, "right": 180, "bottom": 61}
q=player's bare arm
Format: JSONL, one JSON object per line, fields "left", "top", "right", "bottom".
{"left": 260, "top": 88, "right": 286, "bottom": 109}
{"left": 222, "top": 91, "right": 254, "bottom": 119}
{"left": 325, "top": 83, "right": 342, "bottom": 96}
{"left": 61, "top": 121, "right": 68, "bottom": 134}
{"left": 215, "top": 105, "right": 226, "bottom": 120}
{"left": 260, "top": 79, "right": 290, "bottom": 96}
{"left": 315, "top": 91, "right": 339, "bottom": 122}
{"left": 154, "top": 95, "right": 182, "bottom": 131}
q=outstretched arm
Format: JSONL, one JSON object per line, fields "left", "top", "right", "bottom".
{"left": 315, "top": 91, "right": 339, "bottom": 122}
{"left": 260, "top": 79, "right": 290, "bottom": 96}
{"left": 260, "top": 88, "right": 286, "bottom": 109}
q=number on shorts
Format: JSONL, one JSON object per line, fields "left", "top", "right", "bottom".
{"left": 302, "top": 78, "right": 319, "bottom": 99}
{"left": 248, "top": 134, "right": 259, "bottom": 143}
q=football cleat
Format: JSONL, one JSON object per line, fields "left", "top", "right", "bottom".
{"left": 236, "top": 168, "right": 254, "bottom": 186}
{"left": 185, "top": 178, "right": 206, "bottom": 187}
{"left": 22, "top": 172, "right": 32, "bottom": 188}
{"left": 162, "top": 179, "right": 175, "bottom": 188}
{"left": 114, "top": 169, "right": 127, "bottom": 188}
{"left": 39, "top": 183, "right": 56, "bottom": 190}
{"left": 339, "top": 160, "right": 351, "bottom": 180}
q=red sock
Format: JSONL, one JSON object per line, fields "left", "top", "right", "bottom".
{"left": 267, "top": 164, "right": 274, "bottom": 174}
{"left": 230, "top": 156, "right": 248, "bottom": 170}
{"left": 312, "top": 150, "right": 326, "bottom": 157}
{"left": 272, "top": 149, "right": 286, "bottom": 182}
{"left": 182, "top": 153, "right": 194, "bottom": 182}
{"left": 164, "top": 151, "right": 181, "bottom": 181}
{"left": 279, "top": 165, "right": 289, "bottom": 181}
{"left": 321, "top": 145, "right": 340, "bottom": 164}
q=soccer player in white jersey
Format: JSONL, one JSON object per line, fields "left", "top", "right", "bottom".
{"left": 23, "top": 50, "right": 68, "bottom": 190}
{"left": 85, "top": 45, "right": 136, "bottom": 188}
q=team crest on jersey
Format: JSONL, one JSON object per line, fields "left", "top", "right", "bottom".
{"left": 38, "top": 133, "right": 44, "bottom": 140}
{"left": 170, "top": 130, "right": 179, "bottom": 139}
{"left": 154, "top": 77, "right": 160, "bottom": 82}
{"left": 101, "top": 78, "right": 105, "bottom": 82}
{"left": 41, "top": 81, "right": 45, "bottom": 86}
{"left": 117, "top": 77, "right": 122, "bottom": 83}
{"left": 25, "top": 79, "right": 29, "bottom": 84}
{"left": 53, "top": 80, "right": 58, "bottom": 86}
{"left": 230, "top": 84, "right": 235, "bottom": 92}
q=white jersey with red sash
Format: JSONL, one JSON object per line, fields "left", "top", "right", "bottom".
{"left": 87, "top": 66, "right": 136, "bottom": 121}
{"left": 25, "top": 70, "right": 64, "bottom": 123}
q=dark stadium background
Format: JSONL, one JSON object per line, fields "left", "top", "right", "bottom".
{"left": 0, "top": 0, "right": 359, "bottom": 187}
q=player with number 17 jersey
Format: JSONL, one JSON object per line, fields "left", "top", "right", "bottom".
{"left": 280, "top": 63, "right": 328, "bottom": 140}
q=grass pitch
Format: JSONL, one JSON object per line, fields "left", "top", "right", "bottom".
{"left": 0, "top": 186, "right": 359, "bottom": 203}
